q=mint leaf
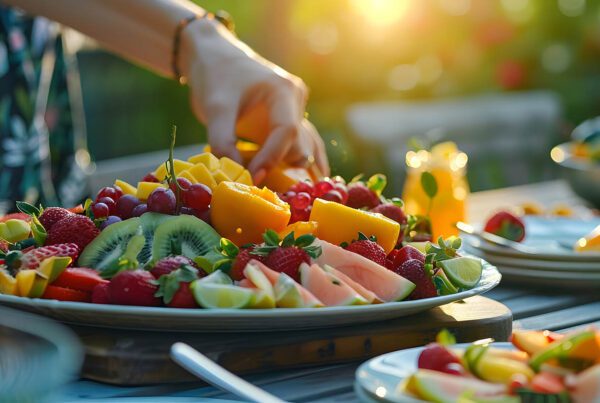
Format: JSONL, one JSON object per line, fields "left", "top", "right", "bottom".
{"left": 420, "top": 171, "right": 438, "bottom": 199}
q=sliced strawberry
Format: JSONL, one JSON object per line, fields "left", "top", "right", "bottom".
{"left": 52, "top": 267, "right": 108, "bottom": 293}
{"left": 166, "top": 282, "right": 197, "bottom": 308}
{"left": 42, "top": 285, "right": 91, "bottom": 302}
{"left": 108, "top": 270, "right": 160, "bottom": 306}
{"left": 484, "top": 211, "right": 526, "bottom": 242}
{"left": 91, "top": 282, "right": 111, "bottom": 304}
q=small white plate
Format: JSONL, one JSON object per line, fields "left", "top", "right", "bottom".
{"left": 354, "top": 342, "right": 513, "bottom": 403}
{"left": 0, "top": 263, "right": 500, "bottom": 332}
{"left": 494, "top": 265, "right": 600, "bottom": 288}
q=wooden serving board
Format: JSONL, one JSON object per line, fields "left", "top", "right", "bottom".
{"left": 71, "top": 296, "right": 511, "bottom": 385}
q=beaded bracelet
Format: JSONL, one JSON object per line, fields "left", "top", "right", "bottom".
{"left": 172, "top": 10, "right": 235, "bottom": 85}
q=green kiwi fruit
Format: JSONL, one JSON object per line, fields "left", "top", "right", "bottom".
{"left": 152, "top": 215, "right": 220, "bottom": 261}
{"left": 78, "top": 218, "right": 141, "bottom": 270}
{"left": 138, "top": 212, "right": 174, "bottom": 265}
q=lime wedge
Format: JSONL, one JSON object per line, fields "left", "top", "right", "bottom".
{"left": 274, "top": 273, "right": 304, "bottom": 308}
{"left": 438, "top": 257, "right": 483, "bottom": 289}
{"left": 191, "top": 282, "right": 254, "bottom": 309}
{"left": 250, "top": 290, "right": 276, "bottom": 309}
{"left": 199, "top": 270, "right": 232, "bottom": 285}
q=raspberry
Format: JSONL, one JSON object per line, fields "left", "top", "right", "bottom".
{"left": 345, "top": 240, "right": 386, "bottom": 266}
{"left": 346, "top": 183, "right": 380, "bottom": 209}
{"left": 393, "top": 259, "right": 437, "bottom": 300}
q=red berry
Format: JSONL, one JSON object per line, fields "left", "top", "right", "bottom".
{"left": 313, "top": 180, "right": 334, "bottom": 198}
{"left": 53, "top": 267, "right": 108, "bottom": 293}
{"left": 334, "top": 184, "right": 349, "bottom": 204}
{"left": 418, "top": 343, "right": 463, "bottom": 375}
{"left": 265, "top": 247, "right": 310, "bottom": 282}
{"left": 371, "top": 203, "right": 407, "bottom": 225}
{"left": 509, "top": 374, "right": 529, "bottom": 395}
{"left": 320, "top": 190, "right": 344, "bottom": 204}
{"left": 167, "top": 282, "right": 197, "bottom": 308}
{"left": 18, "top": 243, "right": 80, "bottom": 270}
{"left": 169, "top": 177, "right": 192, "bottom": 194}
{"left": 393, "top": 259, "right": 437, "bottom": 300}
{"left": 150, "top": 255, "right": 198, "bottom": 279}
{"left": 42, "top": 285, "right": 91, "bottom": 302}
{"left": 147, "top": 188, "right": 176, "bottom": 215}
{"left": 290, "top": 192, "right": 312, "bottom": 210}
{"left": 346, "top": 183, "right": 380, "bottom": 209}
{"left": 96, "top": 186, "right": 121, "bottom": 201}
{"left": 290, "top": 207, "right": 310, "bottom": 224}
{"left": 108, "top": 270, "right": 161, "bottom": 306}
{"left": 484, "top": 211, "right": 526, "bottom": 242}
{"left": 91, "top": 282, "right": 111, "bottom": 304}
{"left": 389, "top": 245, "right": 425, "bottom": 268}
{"left": 91, "top": 202, "right": 110, "bottom": 219}
{"left": 290, "top": 181, "right": 314, "bottom": 195}
{"left": 345, "top": 240, "right": 387, "bottom": 266}
{"left": 131, "top": 204, "right": 148, "bottom": 217}
{"left": 46, "top": 215, "right": 100, "bottom": 251}
{"left": 38, "top": 207, "right": 73, "bottom": 231}
{"left": 230, "top": 248, "right": 264, "bottom": 281}
{"left": 97, "top": 197, "right": 116, "bottom": 215}
{"left": 183, "top": 183, "right": 212, "bottom": 211}
{"left": 141, "top": 172, "right": 159, "bottom": 183}
{"left": 116, "top": 195, "right": 141, "bottom": 219}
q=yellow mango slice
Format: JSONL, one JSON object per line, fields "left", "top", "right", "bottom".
{"left": 219, "top": 157, "right": 245, "bottom": 180}
{"left": 212, "top": 169, "right": 231, "bottom": 184}
{"left": 188, "top": 152, "right": 220, "bottom": 170}
{"left": 136, "top": 182, "right": 167, "bottom": 200}
{"left": 310, "top": 199, "right": 400, "bottom": 254}
{"left": 178, "top": 170, "right": 198, "bottom": 184}
{"left": 188, "top": 163, "right": 218, "bottom": 189}
{"left": 0, "top": 270, "right": 17, "bottom": 295}
{"left": 154, "top": 159, "right": 193, "bottom": 181}
{"left": 235, "top": 169, "right": 253, "bottom": 186}
{"left": 114, "top": 179, "right": 137, "bottom": 196}
{"left": 263, "top": 166, "right": 315, "bottom": 193}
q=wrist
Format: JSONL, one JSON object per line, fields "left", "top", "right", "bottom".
{"left": 179, "top": 16, "right": 226, "bottom": 83}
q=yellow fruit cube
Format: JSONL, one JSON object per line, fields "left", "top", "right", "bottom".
{"left": 187, "top": 163, "right": 218, "bottom": 189}
{"left": 235, "top": 169, "right": 253, "bottom": 186}
{"left": 219, "top": 157, "right": 245, "bottom": 180}
{"left": 212, "top": 169, "right": 231, "bottom": 184}
{"left": 188, "top": 152, "right": 220, "bottom": 170}
{"left": 114, "top": 180, "right": 137, "bottom": 196}
{"left": 310, "top": 198, "right": 400, "bottom": 254}
{"left": 137, "top": 182, "right": 167, "bottom": 200}
{"left": 178, "top": 170, "right": 198, "bottom": 184}
{"left": 263, "top": 166, "right": 314, "bottom": 193}
{"left": 154, "top": 159, "right": 194, "bottom": 181}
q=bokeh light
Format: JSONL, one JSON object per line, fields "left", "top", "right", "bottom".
{"left": 349, "top": 0, "right": 411, "bottom": 27}
{"left": 558, "top": 0, "right": 586, "bottom": 17}
{"left": 388, "top": 64, "right": 420, "bottom": 91}
{"left": 541, "top": 43, "right": 571, "bottom": 73}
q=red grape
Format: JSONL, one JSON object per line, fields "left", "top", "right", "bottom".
{"left": 97, "top": 197, "right": 116, "bottom": 215}
{"left": 320, "top": 190, "right": 343, "bottom": 204}
{"left": 290, "top": 181, "right": 314, "bottom": 195}
{"left": 282, "top": 191, "right": 296, "bottom": 202}
{"left": 183, "top": 183, "right": 212, "bottom": 211}
{"left": 131, "top": 204, "right": 148, "bottom": 217}
{"left": 313, "top": 180, "right": 334, "bottom": 197}
{"left": 147, "top": 188, "right": 176, "bottom": 215}
{"left": 291, "top": 192, "right": 311, "bottom": 210}
{"left": 169, "top": 177, "right": 192, "bottom": 194}
{"left": 96, "top": 186, "right": 121, "bottom": 202}
{"left": 116, "top": 195, "right": 141, "bottom": 219}
{"left": 91, "top": 202, "right": 109, "bottom": 219}
{"left": 142, "top": 172, "right": 159, "bottom": 183}
{"left": 334, "top": 184, "right": 349, "bottom": 204}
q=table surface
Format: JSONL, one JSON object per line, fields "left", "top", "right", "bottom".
{"left": 58, "top": 180, "right": 600, "bottom": 403}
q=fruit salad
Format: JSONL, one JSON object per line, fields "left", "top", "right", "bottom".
{"left": 0, "top": 135, "right": 487, "bottom": 309}
{"left": 400, "top": 329, "right": 600, "bottom": 403}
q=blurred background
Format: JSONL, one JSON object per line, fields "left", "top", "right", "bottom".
{"left": 78, "top": 0, "right": 600, "bottom": 194}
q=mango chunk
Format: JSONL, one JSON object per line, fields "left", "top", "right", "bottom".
{"left": 137, "top": 182, "right": 167, "bottom": 200}
{"left": 178, "top": 170, "right": 198, "bottom": 184}
{"left": 188, "top": 163, "right": 218, "bottom": 189}
{"left": 114, "top": 179, "right": 137, "bottom": 196}
{"left": 212, "top": 169, "right": 231, "bottom": 184}
{"left": 154, "top": 159, "right": 193, "bottom": 181}
{"left": 219, "top": 157, "right": 245, "bottom": 179}
{"left": 188, "top": 152, "right": 220, "bottom": 170}
{"left": 235, "top": 169, "right": 253, "bottom": 186}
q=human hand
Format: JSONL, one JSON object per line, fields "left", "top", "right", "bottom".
{"left": 181, "top": 18, "right": 329, "bottom": 181}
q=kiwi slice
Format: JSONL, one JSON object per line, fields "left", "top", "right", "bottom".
{"left": 152, "top": 215, "right": 221, "bottom": 261}
{"left": 138, "top": 212, "right": 174, "bottom": 265}
{"left": 78, "top": 218, "right": 141, "bottom": 270}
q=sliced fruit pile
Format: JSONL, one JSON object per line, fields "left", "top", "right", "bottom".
{"left": 401, "top": 329, "right": 600, "bottom": 403}
{"left": 0, "top": 134, "right": 486, "bottom": 309}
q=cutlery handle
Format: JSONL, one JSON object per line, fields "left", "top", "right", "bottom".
{"left": 171, "top": 342, "right": 287, "bottom": 403}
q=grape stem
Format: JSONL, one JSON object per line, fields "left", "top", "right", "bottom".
{"left": 167, "top": 125, "right": 184, "bottom": 215}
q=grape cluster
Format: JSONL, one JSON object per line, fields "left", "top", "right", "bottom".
{"left": 280, "top": 177, "right": 349, "bottom": 223}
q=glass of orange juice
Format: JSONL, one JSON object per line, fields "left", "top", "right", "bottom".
{"left": 401, "top": 142, "right": 469, "bottom": 241}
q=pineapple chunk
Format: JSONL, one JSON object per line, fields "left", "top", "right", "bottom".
{"left": 154, "top": 159, "right": 193, "bottom": 181}
{"left": 137, "top": 182, "right": 167, "bottom": 200}
{"left": 235, "top": 169, "right": 253, "bottom": 186}
{"left": 219, "top": 157, "right": 245, "bottom": 180}
{"left": 188, "top": 152, "right": 220, "bottom": 170}
{"left": 114, "top": 180, "right": 137, "bottom": 196}
{"left": 187, "top": 163, "right": 218, "bottom": 189}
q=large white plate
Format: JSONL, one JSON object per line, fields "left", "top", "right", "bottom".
{"left": 464, "top": 216, "right": 600, "bottom": 262}
{"left": 0, "top": 263, "right": 500, "bottom": 332}
{"left": 354, "top": 342, "right": 513, "bottom": 403}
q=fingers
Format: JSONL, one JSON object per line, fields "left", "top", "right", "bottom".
{"left": 204, "top": 104, "right": 242, "bottom": 164}
{"left": 247, "top": 123, "right": 297, "bottom": 179}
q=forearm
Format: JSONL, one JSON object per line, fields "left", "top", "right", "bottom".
{"left": 4, "top": 0, "right": 205, "bottom": 77}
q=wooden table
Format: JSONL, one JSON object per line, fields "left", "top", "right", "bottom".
{"left": 57, "top": 180, "right": 600, "bottom": 402}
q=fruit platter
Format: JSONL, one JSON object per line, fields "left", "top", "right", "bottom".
{"left": 355, "top": 328, "right": 600, "bottom": 402}
{"left": 0, "top": 137, "right": 500, "bottom": 331}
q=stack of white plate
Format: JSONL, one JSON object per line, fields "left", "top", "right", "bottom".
{"left": 463, "top": 216, "right": 600, "bottom": 288}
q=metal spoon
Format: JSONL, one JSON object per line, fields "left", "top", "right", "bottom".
{"left": 456, "top": 221, "right": 538, "bottom": 254}
{"left": 170, "top": 342, "right": 288, "bottom": 403}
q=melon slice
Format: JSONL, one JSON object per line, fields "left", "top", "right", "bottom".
{"left": 237, "top": 279, "right": 255, "bottom": 289}
{"left": 246, "top": 260, "right": 323, "bottom": 308}
{"left": 313, "top": 240, "right": 415, "bottom": 302}
{"left": 299, "top": 263, "right": 368, "bottom": 306}
{"left": 322, "top": 264, "right": 381, "bottom": 304}
{"left": 405, "top": 369, "right": 507, "bottom": 403}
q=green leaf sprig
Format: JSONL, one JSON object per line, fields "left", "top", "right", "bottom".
{"left": 420, "top": 171, "right": 438, "bottom": 218}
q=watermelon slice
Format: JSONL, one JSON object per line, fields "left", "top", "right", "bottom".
{"left": 313, "top": 240, "right": 415, "bottom": 302}
{"left": 300, "top": 263, "right": 368, "bottom": 306}
{"left": 321, "top": 264, "right": 381, "bottom": 304}
{"left": 408, "top": 369, "right": 507, "bottom": 402}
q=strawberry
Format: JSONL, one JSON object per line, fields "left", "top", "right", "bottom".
{"left": 6, "top": 243, "right": 80, "bottom": 271}
{"left": 46, "top": 214, "right": 100, "bottom": 250}
{"left": 484, "top": 211, "right": 526, "bottom": 242}
{"left": 154, "top": 265, "right": 199, "bottom": 308}
{"left": 52, "top": 267, "right": 108, "bottom": 293}
{"left": 346, "top": 183, "right": 381, "bottom": 209}
{"left": 370, "top": 203, "right": 407, "bottom": 225}
{"left": 230, "top": 247, "right": 265, "bottom": 281}
{"left": 91, "top": 282, "right": 111, "bottom": 304}
{"left": 387, "top": 245, "right": 425, "bottom": 269}
{"left": 150, "top": 255, "right": 199, "bottom": 279}
{"left": 108, "top": 269, "right": 161, "bottom": 306}
{"left": 38, "top": 207, "right": 72, "bottom": 231}
{"left": 42, "top": 285, "right": 91, "bottom": 302}
{"left": 253, "top": 230, "right": 322, "bottom": 282}
{"left": 393, "top": 259, "right": 437, "bottom": 300}
{"left": 345, "top": 237, "right": 386, "bottom": 267}
{"left": 418, "top": 343, "right": 463, "bottom": 375}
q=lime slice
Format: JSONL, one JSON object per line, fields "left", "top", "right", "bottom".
{"left": 274, "top": 273, "right": 304, "bottom": 308}
{"left": 438, "top": 257, "right": 483, "bottom": 289}
{"left": 191, "top": 282, "right": 254, "bottom": 309}
{"left": 199, "top": 270, "right": 232, "bottom": 285}
{"left": 250, "top": 290, "right": 275, "bottom": 309}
